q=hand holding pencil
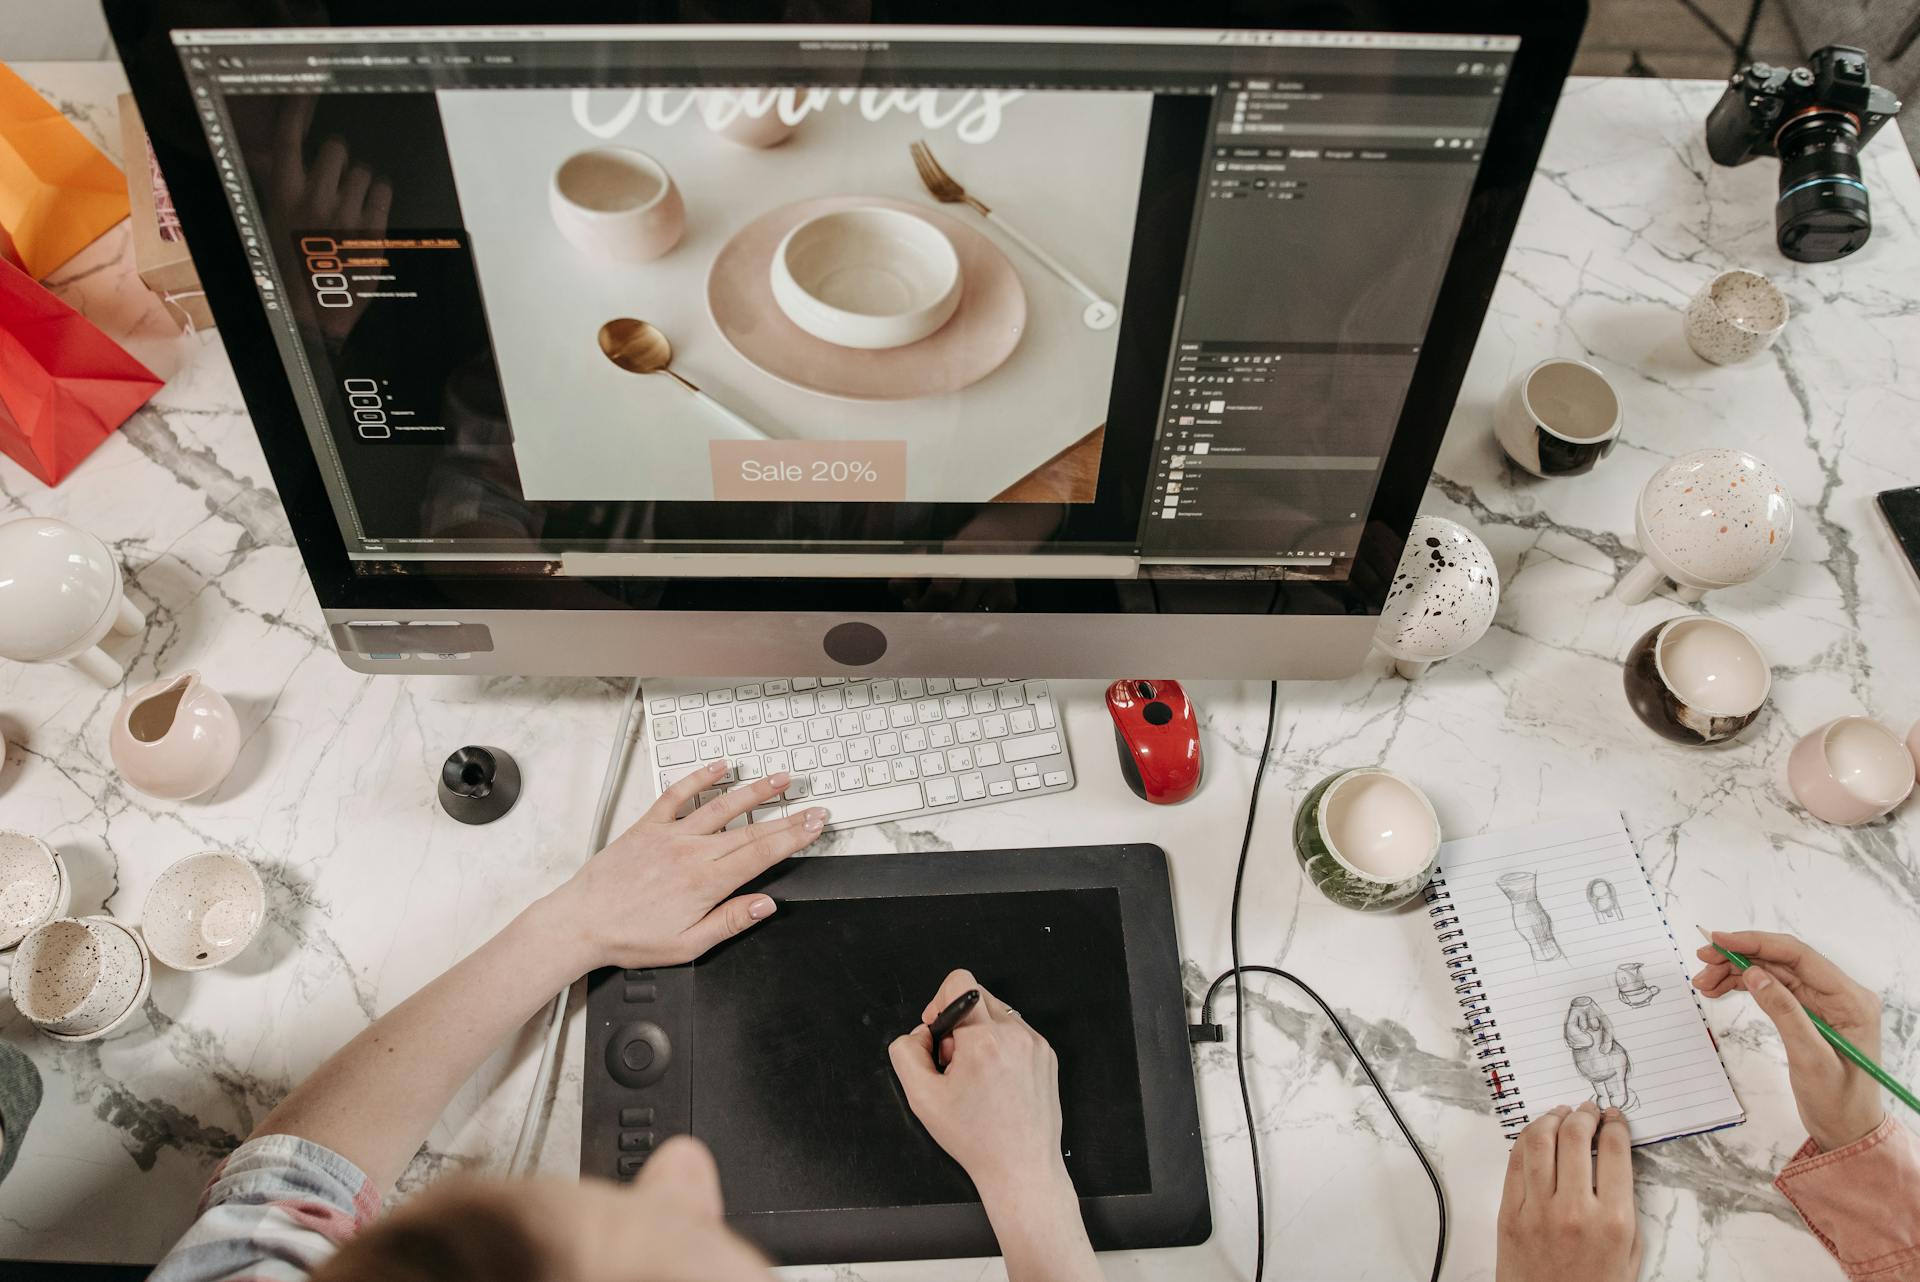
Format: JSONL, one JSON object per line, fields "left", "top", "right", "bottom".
{"left": 1694, "top": 928, "right": 1901, "bottom": 1152}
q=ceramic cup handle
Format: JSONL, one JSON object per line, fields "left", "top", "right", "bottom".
{"left": 1615, "top": 556, "right": 1665, "bottom": 604}
{"left": 68, "top": 645, "right": 125, "bottom": 687}
{"left": 111, "top": 596, "right": 146, "bottom": 636}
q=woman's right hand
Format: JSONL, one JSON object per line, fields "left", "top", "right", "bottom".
{"left": 1694, "top": 930, "right": 1887, "bottom": 1152}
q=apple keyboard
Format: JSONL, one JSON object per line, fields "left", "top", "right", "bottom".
{"left": 641, "top": 677, "right": 1074, "bottom": 829}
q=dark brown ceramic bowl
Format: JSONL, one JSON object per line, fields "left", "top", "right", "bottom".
{"left": 1623, "top": 616, "right": 1770, "bottom": 745}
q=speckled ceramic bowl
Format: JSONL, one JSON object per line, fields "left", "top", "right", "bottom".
{"left": 11, "top": 916, "right": 150, "bottom": 1037}
{"left": 141, "top": 851, "right": 265, "bottom": 971}
{"left": 0, "top": 830, "right": 70, "bottom": 950}
{"left": 1294, "top": 768, "right": 1441, "bottom": 911}
{"left": 1684, "top": 269, "right": 1788, "bottom": 365}
{"left": 1622, "top": 616, "right": 1771, "bottom": 745}
{"left": 1374, "top": 515, "right": 1500, "bottom": 677}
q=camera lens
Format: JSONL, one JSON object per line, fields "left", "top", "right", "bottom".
{"left": 1774, "top": 111, "right": 1870, "bottom": 261}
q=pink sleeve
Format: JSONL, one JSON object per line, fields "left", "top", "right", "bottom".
{"left": 1775, "top": 1116, "right": 1920, "bottom": 1281}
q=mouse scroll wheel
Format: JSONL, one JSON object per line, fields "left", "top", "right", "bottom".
{"left": 1143, "top": 701, "right": 1173, "bottom": 726}
{"left": 1136, "top": 681, "right": 1156, "bottom": 699}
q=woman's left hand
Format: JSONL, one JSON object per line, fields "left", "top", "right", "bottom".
{"left": 540, "top": 760, "right": 826, "bottom": 970}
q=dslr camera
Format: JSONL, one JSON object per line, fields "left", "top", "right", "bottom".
{"left": 1706, "top": 44, "right": 1903, "bottom": 262}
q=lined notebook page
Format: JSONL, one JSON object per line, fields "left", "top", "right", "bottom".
{"left": 1435, "top": 812, "right": 1743, "bottom": 1145}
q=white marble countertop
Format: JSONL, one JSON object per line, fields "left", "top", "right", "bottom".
{"left": 3, "top": 65, "right": 1918, "bottom": 1280}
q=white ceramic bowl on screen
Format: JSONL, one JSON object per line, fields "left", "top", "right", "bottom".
{"left": 141, "top": 851, "right": 266, "bottom": 970}
{"left": 12, "top": 916, "right": 151, "bottom": 1038}
{"left": 0, "top": 830, "right": 71, "bottom": 950}
{"left": 770, "top": 206, "right": 962, "bottom": 350}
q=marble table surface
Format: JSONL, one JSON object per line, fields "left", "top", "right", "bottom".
{"left": 3, "top": 64, "right": 1919, "bottom": 1281}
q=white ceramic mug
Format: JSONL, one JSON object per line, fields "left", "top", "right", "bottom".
{"left": 0, "top": 517, "right": 147, "bottom": 686}
{"left": 1684, "top": 269, "right": 1788, "bottom": 365}
{"left": 11, "top": 916, "right": 151, "bottom": 1038}
{"left": 1787, "top": 716, "right": 1915, "bottom": 826}
{"left": 1494, "top": 358, "right": 1623, "bottom": 477}
{"left": 0, "top": 830, "right": 71, "bottom": 950}
{"left": 549, "top": 147, "right": 685, "bottom": 263}
{"left": 109, "top": 670, "right": 243, "bottom": 800}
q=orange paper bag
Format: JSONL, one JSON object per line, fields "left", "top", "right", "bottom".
{"left": 0, "top": 256, "right": 162, "bottom": 485}
{"left": 0, "top": 62, "right": 129, "bottom": 280}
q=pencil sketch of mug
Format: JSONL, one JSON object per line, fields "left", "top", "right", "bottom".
{"left": 1588, "top": 877, "right": 1622, "bottom": 923}
{"left": 1614, "top": 962, "right": 1660, "bottom": 1007}
{"left": 1565, "top": 995, "right": 1638, "bottom": 1111}
{"left": 1498, "top": 870, "right": 1565, "bottom": 963}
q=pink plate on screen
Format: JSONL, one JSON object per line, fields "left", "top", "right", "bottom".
{"left": 707, "top": 195, "right": 1026, "bottom": 401}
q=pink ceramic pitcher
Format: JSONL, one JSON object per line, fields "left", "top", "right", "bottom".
{"left": 108, "top": 671, "right": 242, "bottom": 800}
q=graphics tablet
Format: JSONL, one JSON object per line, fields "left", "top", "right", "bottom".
{"left": 580, "top": 844, "right": 1207, "bottom": 1264}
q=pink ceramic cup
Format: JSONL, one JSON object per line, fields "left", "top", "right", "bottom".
{"left": 549, "top": 147, "right": 685, "bottom": 263}
{"left": 1787, "top": 716, "right": 1915, "bottom": 825}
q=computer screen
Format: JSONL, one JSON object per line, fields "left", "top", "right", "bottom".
{"left": 171, "top": 23, "right": 1520, "bottom": 582}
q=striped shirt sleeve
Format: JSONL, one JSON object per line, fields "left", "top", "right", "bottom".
{"left": 149, "top": 1134, "right": 383, "bottom": 1282}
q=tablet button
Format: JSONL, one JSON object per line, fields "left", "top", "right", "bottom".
{"left": 624, "top": 982, "right": 657, "bottom": 1003}
{"left": 620, "top": 1107, "right": 654, "bottom": 1128}
{"left": 618, "top": 1130, "right": 655, "bottom": 1152}
{"left": 606, "top": 1021, "right": 672, "bottom": 1088}
{"left": 617, "top": 1156, "right": 646, "bottom": 1179}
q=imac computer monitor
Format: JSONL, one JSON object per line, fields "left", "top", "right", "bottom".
{"left": 108, "top": 2, "right": 1584, "bottom": 677}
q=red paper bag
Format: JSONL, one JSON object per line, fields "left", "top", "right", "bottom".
{"left": 0, "top": 256, "right": 162, "bottom": 485}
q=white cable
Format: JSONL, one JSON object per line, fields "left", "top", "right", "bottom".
{"left": 506, "top": 676, "right": 642, "bottom": 1175}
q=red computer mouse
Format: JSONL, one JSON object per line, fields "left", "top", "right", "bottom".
{"left": 1105, "top": 679, "right": 1202, "bottom": 804}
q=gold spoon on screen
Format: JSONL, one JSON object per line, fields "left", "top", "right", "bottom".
{"left": 597, "top": 318, "right": 772, "bottom": 439}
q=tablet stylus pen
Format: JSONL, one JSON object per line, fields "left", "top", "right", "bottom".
{"left": 926, "top": 989, "right": 981, "bottom": 1072}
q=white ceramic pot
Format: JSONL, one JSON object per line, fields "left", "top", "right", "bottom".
{"left": 1616, "top": 448, "right": 1793, "bottom": 603}
{"left": 109, "top": 670, "right": 243, "bottom": 800}
{"left": 1373, "top": 515, "right": 1500, "bottom": 678}
{"left": 0, "top": 830, "right": 71, "bottom": 950}
{"left": 770, "top": 206, "right": 963, "bottom": 350}
{"left": 549, "top": 147, "right": 685, "bottom": 263}
{"left": 12, "top": 916, "right": 151, "bottom": 1038}
{"left": 0, "top": 517, "right": 146, "bottom": 686}
{"left": 142, "top": 851, "right": 266, "bottom": 970}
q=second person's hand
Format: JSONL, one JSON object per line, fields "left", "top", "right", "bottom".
{"left": 1496, "top": 1102, "right": 1640, "bottom": 1282}
{"left": 539, "top": 762, "right": 826, "bottom": 972}
{"left": 1694, "top": 929, "right": 1887, "bottom": 1152}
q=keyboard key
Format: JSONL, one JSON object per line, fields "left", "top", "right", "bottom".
{"left": 695, "top": 734, "right": 723, "bottom": 759}
{"left": 708, "top": 689, "right": 733, "bottom": 705}
{"left": 872, "top": 679, "right": 899, "bottom": 704}
{"left": 793, "top": 677, "right": 818, "bottom": 690}
{"left": 791, "top": 746, "right": 819, "bottom": 771}
{"left": 724, "top": 731, "right": 751, "bottom": 755}
{"left": 969, "top": 689, "right": 996, "bottom": 714}
{"left": 901, "top": 727, "right": 928, "bottom": 752}
{"left": 981, "top": 714, "right": 1009, "bottom": 738}
{"left": 807, "top": 718, "right": 833, "bottom": 743}
{"left": 864, "top": 762, "right": 891, "bottom": 787}
{"left": 791, "top": 692, "right": 818, "bottom": 717}
{"left": 899, "top": 678, "right": 926, "bottom": 699}
{"left": 1002, "top": 732, "right": 1061, "bottom": 762}
{"left": 947, "top": 747, "right": 973, "bottom": 771}
{"left": 891, "top": 757, "right": 919, "bottom": 782}
{"left": 750, "top": 805, "right": 782, "bottom": 823}
{"left": 737, "top": 756, "right": 763, "bottom": 781}
{"left": 916, "top": 699, "right": 944, "bottom": 724}
{"left": 764, "top": 679, "right": 791, "bottom": 696}
{"left": 680, "top": 710, "right": 708, "bottom": 735}
{"left": 1043, "top": 770, "right": 1070, "bottom": 787}
{"left": 818, "top": 742, "right": 846, "bottom": 767}
{"left": 943, "top": 694, "right": 969, "bottom": 718}
{"left": 958, "top": 772, "right": 987, "bottom": 800}
{"left": 845, "top": 685, "right": 871, "bottom": 708}
{"left": 837, "top": 765, "right": 865, "bottom": 791}
{"left": 974, "top": 742, "right": 1002, "bottom": 767}
{"left": 1034, "top": 697, "right": 1056, "bottom": 730}
{"left": 955, "top": 678, "right": 980, "bottom": 690}
{"left": 926, "top": 777, "right": 960, "bottom": 806}
{"left": 708, "top": 705, "right": 736, "bottom": 731}
{"left": 889, "top": 705, "right": 916, "bottom": 729}
{"left": 835, "top": 712, "right": 861, "bottom": 736}
{"left": 678, "top": 694, "right": 705, "bottom": 711}
{"left": 861, "top": 707, "right": 888, "bottom": 733}
{"left": 874, "top": 731, "right": 901, "bottom": 756}
{"left": 735, "top": 703, "right": 762, "bottom": 727}
{"left": 648, "top": 697, "right": 676, "bottom": 714}
{"left": 818, "top": 688, "right": 845, "bottom": 713}
{"left": 1016, "top": 776, "right": 1042, "bottom": 792}
{"left": 821, "top": 677, "right": 845, "bottom": 686}
{"left": 1010, "top": 708, "right": 1037, "bottom": 735}
{"left": 735, "top": 683, "right": 763, "bottom": 700}
{"left": 997, "top": 686, "right": 1023, "bottom": 710}
{"left": 956, "top": 718, "right": 982, "bottom": 743}
{"left": 779, "top": 722, "right": 807, "bottom": 747}
{"left": 752, "top": 726, "right": 779, "bottom": 751}
{"left": 982, "top": 677, "right": 1005, "bottom": 686}
{"left": 848, "top": 737, "right": 874, "bottom": 762}
{"left": 651, "top": 716, "right": 678, "bottom": 740}
{"left": 1014, "top": 762, "right": 1039, "bottom": 778}
{"left": 763, "top": 701, "right": 788, "bottom": 723}
{"left": 929, "top": 724, "right": 955, "bottom": 749}
{"left": 819, "top": 782, "right": 924, "bottom": 826}
{"left": 659, "top": 762, "right": 704, "bottom": 790}
{"left": 925, "top": 678, "right": 950, "bottom": 694}
{"left": 655, "top": 739, "right": 696, "bottom": 767}
{"left": 920, "top": 753, "right": 947, "bottom": 777}
{"left": 765, "top": 750, "right": 791, "bottom": 775}
{"left": 988, "top": 779, "right": 1015, "bottom": 797}
{"left": 809, "top": 771, "right": 837, "bottom": 796}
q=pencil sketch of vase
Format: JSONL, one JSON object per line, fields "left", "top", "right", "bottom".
{"left": 1565, "top": 996, "right": 1638, "bottom": 1111}
{"left": 1614, "top": 963, "right": 1659, "bottom": 1008}
{"left": 1588, "top": 877, "right": 1622, "bottom": 923}
{"left": 1498, "top": 870, "right": 1564, "bottom": 962}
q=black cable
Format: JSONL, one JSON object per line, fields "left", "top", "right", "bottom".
{"left": 1193, "top": 679, "right": 1448, "bottom": 1282}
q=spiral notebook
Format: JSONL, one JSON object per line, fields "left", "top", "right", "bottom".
{"left": 1425, "top": 811, "right": 1744, "bottom": 1145}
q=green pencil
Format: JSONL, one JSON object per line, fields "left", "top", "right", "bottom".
{"left": 1698, "top": 927, "right": 1920, "bottom": 1117}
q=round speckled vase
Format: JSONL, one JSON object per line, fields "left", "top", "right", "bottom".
{"left": 11, "top": 916, "right": 152, "bottom": 1038}
{"left": 1616, "top": 448, "right": 1793, "bottom": 604}
{"left": 1684, "top": 269, "right": 1788, "bottom": 365}
{"left": 141, "top": 852, "right": 266, "bottom": 970}
{"left": 1374, "top": 515, "right": 1500, "bottom": 678}
{"left": 1622, "top": 616, "right": 1771, "bottom": 745}
{"left": 0, "top": 831, "right": 71, "bottom": 951}
{"left": 1294, "top": 768, "right": 1441, "bottom": 911}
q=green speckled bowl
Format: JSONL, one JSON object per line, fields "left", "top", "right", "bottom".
{"left": 1293, "top": 767, "right": 1440, "bottom": 911}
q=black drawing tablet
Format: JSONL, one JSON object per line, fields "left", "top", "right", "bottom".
{"left": 580, "top": 844, "right": 1208, "bottom": 1264}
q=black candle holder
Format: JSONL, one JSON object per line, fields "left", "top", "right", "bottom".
{"left": 437, "top": 745, "right": 520, "bottom": 825}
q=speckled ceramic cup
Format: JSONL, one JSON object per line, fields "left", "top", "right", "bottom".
{"left": 11, "top": 915, "right": 150, "bottom": 1037}
{"left": 1685, "top": 269, "right": 1788, "bottom": 365}
{"left": 1294, "top": 767, "right": 1441, "bottom": 911}
{"left": 0, "top": 830, "right": 71, "bottom": 950}
{"left": 142, "top": 851, "right": 265, "bottom": 970}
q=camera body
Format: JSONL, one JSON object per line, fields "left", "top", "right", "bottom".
{"left": 1705, "top": 45, "right": 1903, "bottom": 262}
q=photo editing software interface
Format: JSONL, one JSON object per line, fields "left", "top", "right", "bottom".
{"left": 176, "top": 25, "right": 1518, "bottom": 579}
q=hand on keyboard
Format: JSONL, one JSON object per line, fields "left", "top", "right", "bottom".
{"left": 541, "top": 761, "right": 827, "bottom": 970}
